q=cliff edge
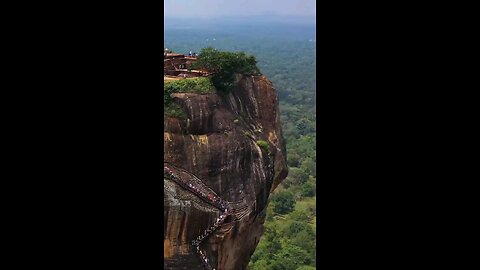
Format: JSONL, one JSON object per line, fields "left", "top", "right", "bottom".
{"left": 164, "top": 75, "right": 288, "bottom": 270}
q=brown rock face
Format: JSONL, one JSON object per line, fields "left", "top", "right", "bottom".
{"left": 164, "top": 75, "right": 288, "bottom": 270}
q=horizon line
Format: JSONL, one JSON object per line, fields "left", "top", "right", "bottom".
{"left": 164, "top": 14, "right": 316, "bottom": 19}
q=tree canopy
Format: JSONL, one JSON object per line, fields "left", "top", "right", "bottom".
{"left": 192, "top": 47, "right": 261, "bottom": 92}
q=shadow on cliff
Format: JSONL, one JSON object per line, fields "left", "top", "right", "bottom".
{"left": 164, "top": 74, "right": 288, "bottom": 270}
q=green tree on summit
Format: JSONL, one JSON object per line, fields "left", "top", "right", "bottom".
{"left": 192, "top": 47, "right": 261, "bottom": 92}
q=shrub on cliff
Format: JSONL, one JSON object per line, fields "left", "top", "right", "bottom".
{"left": 192, "top": 47, "right": 261, "bottom": 92}
{"left": 164, "top": 77, "right": 215, "bottom": 105}
{"left": 163, "top": 77, "right": 215, "bottom": 119}
{"left": 256, "top": 140, "right": 270, "bottom": 153}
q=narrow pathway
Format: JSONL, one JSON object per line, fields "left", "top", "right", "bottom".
{"left": 164, "top": 163, "right": 233, "bottom": 270}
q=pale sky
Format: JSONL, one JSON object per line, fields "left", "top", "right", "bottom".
{"left": 164, "top": 0, "right": 316, "bottom": 18}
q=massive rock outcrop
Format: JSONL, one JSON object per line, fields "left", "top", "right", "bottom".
{"left": 164, "top": 75, "right": 288, "bottom": 270}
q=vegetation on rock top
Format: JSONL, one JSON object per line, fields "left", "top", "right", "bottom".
{"left": 192, "top": 47, "right": 261, "bottom": 92}
{"left": 165, "top": 21, "right": 316, "bottom": 270}
{"left": 164, "top": 48, "right": 261, "bottom": 118}
{"left": 164, "top": 77, "right": 215, "bottom": 118}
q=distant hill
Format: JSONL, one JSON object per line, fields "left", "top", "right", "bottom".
{"left": 165, "top": 15, "right": 315, "bottom": 29}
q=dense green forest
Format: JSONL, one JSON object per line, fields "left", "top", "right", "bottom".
{"left": 165, "top": 19, "right": 316, "bottom": 270}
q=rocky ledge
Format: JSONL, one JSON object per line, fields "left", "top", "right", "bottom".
{"left": 164, "top": 75, "right": 288, "bottom": 270}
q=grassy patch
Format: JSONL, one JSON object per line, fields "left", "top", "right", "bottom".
{"left": 164, "top": 103, "right": 187, "bottom": 120}
{"left": 256, "top": 140, "right": 270, "bottom": 152}
{"left": 164, "top": 77, "right": 215, "bottom": 97}
{"left": 164, "top": 77, "right": 214, "bottom": 120}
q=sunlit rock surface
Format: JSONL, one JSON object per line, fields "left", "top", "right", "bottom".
{"left": 164, "top": 75, "right": 288, "bottom": 270}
